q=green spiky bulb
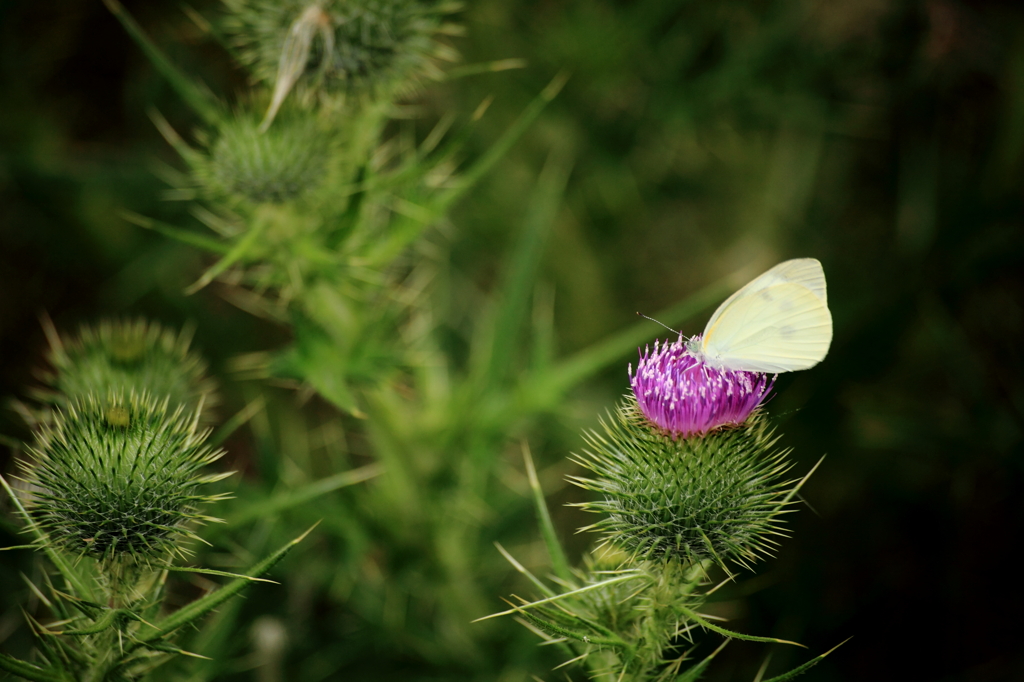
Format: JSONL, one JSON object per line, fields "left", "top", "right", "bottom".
{"left": 22, "top": 393, "right": 230, "bottom": 563}
{"left": 198, "top": 114, "right": 331, "bottom": 204}
{"left": 222, "top": 0, "right": 460, "bottom": 107}
{"left": 40, "top": 319, "right": 218, "bottom": 421}
{"left": 571, "top": 396, "right": 796, "bottom": 570}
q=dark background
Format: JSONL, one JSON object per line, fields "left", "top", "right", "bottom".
{"left": 3, "top": 0, "right": 1024, "bottom": 680}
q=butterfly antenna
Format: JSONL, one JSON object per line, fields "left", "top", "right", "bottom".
{"left": 636, "top": 312, "right": 682, "bottom": 336}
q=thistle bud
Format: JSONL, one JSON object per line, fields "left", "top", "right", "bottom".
{"left": 197, "top": 114, "right": 330, "bottom": 204}
{"left": 22, "top": 393, "right": 229, "bottom": 563}
{"left": 40, "top": 319, "right": 217, "bottom": 422}
{"left": 573, "top": 398, "right": 794, "bottom": 569}
{"left": 223, "top": 0, "right": 460, "bottom": 119}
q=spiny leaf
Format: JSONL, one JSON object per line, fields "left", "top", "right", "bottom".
{"left": 676, "top": 605, "right": 805, "bottom": 648}
{"left": 476, "top": 147, "right": 572, "bottom": 388}
{"left": 521, "top": 442, "right": 572, "bottom": 583}
{"left": 439, "top": 72, "right": 569, "bottom": 208}
{"left": 58, "top": 609, "right": 142, "bottom": 636}
{"left": 0, "top": 652, "right": 67, "bottom": 682}
{"left": 142, "top": 641, "right": 212, "bottom": 659}
{"left": 163, "top": 566, "right": 277, "bottom": 583}
{"left": 102, "top": 0, "right": 221, "bottom": 124}
{"left": 0, "top": 473, "right": 96, "bottom": 602}
{"left": 226, "top": 464, "right": 382, "bottom": 526}
{"left": 207, "top": 396, "right": 265, "bottom": 447}
{"left": 761, "top": 638, "right": 851, "bottom": 682}
{"left": 134, "top": 523, "right": 317, "bottom": 644}
{"left": 512, "top": 605, "right": 626, "bottom": 648}
{"left": 120, "top": 211, "right": 229, "bottom": 255}
{"left": 519, "top": 278, "right": 732, "bottom": 409}
{"left": 675, "top": 640, "right": 729, "bottom": 682}
{"left": 442, "top": 58, "right": 528, "bottom": 80}
{"left": 365, "top": 73, "right": 568, "bottom": 266}
{"left": 494, "top": 542, "right": 557, "bottom": 599}
{"left": 475, "top": 572, "right": 645, "bottom": 622}
{"left": 185, "top": 218, "right": 267, "bottom": 293}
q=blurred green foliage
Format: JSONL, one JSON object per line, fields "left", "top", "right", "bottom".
{"left": 3, "top": 0, "right": 1024, "bottom": 680}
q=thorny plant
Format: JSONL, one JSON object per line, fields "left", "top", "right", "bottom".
{"left": 1, "top": 319, "right": 314, "bottom": 682}
{"left": 484, "top": 337, "right": 845, "bottom": 681}
{"left": 1, "top": 1, "right": 844, "bottom": 681}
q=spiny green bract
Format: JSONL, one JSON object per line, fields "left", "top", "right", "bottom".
{"left": 571, "top": 396, "right": 796, "bottom": 570}
{"left": 22, "top": 393, "right": 230, "bottom": 562}
{"left": 222, "top": 0, "right": 461, "bottom": 101}
{"left": 198, "top": 114, "right": 331, "bottom": 204}
{"left": 39, "top": 318, "right": 218, "bottom": 422}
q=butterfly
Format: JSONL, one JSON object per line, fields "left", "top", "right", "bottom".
{"left": 688, "top": 258, "right": 833, "bottom": 373}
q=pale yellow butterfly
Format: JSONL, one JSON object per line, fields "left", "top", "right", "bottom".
{"left": 689, "top": 258, "right": 833, "bottom": 373}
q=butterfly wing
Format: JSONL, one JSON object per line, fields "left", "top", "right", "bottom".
{"left": 703, "top": 259, "right": 827, "bottom": 340}
{"left": 701, "top": 279, "right": 833, "bottom": 373}
{"left": 760, "top": 258, "right": 827, "bottom": 303}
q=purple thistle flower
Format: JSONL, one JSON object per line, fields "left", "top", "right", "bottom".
{"left": 629, "top": 335, "right": 774, "bottom": 438}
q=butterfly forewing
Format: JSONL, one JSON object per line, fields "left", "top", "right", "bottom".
{"left": 702, "top": 258, "right": 827, "bottom": 342}
{"left": 760, "top": 258, "right": 827, "bottom": 303}
{"left": 701, "top": 282, "right": 833, "bottom": 373}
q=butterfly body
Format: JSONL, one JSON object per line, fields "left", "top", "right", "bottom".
{"left": 693, "top": 258, "right": 833, "bottom": 373}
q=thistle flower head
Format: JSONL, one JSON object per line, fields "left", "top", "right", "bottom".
{"left": 571, "top": 398, "right": 795, "bottom": 570}
{"left": 22, "top": 393, "right": 230, "bottom": 563}
{"left": 629, "top": 335, "right": 774, "bottom": 438}
{"left": 40, "top": 318, "right": 218, "bottom": 422}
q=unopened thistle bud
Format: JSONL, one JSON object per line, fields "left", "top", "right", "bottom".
{"left": 223, "top": 0, "right": 461, "bottom": 122}
{"left": 40, "top": 319, "right": 217, "bottom": 421}
{"left": 22, "top": 393, "right": 230, "bottom": 562}
{"left": 572, "top": 340, "right": 794, "bottom": 570}
{"left": 198, "top": 114, "right": 330, "bottom": 204}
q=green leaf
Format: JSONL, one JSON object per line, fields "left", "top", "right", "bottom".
{"left": 0, "top": 652, "right": 67, "bottom": 682}
{"left": 102, "top": 0, "right": 222, "bottom": 125}
{"left": 513, "top": 605, "right": 625, "bottom": 648}
{"left": 439, "top": 72, "right": 569, "bottom": 210}
{"left": 494, "top": 542, "right": 556, "bottom": 599}
{"left": 305, "top": 368, "right": 363, "bottom": 418}
{"left": 57, "top": 609, "right": 124, "bottom": 636}
{"left": 142, "top": 641, "right": 212, "bottom": 660}
{"left": 442, "top": 58, "right": 528, "bottom": 80}
{"left": 761, "top": 638, "right": 850, "bottom": 682}
{"left": 163, "top": 566, "right": 277, "bottom": 583}
{"left": 364, "top": 73, "right": 568, "bottom": 266}
{"left": 180, "top": 4, "right": 245, "bottom": 69}
{"left": 476, "top": 147, "right": 572, "bottom": 388}
{"left": 159, "top": 583, "right": 248, "bottom": 681}
{"left": 475, "top": 572, "right": 645, "bottom": 622}
{"left": 120, "top": 211, "right": 229, "bottom": 255}
{"left": 519, "top": 277, "right": 732, "bottom": 409}
{"left": 675, "top": 640, "right": 729, "bottom": 682}
{"left": 676, "top": 605, "right": 805, "bottom": 648}
{"left": 185, "top": 218, "right": 268, "bottom": 293}
{"left": 227, "top": 464, "right": 382, "bottom": 526}
{"left": 207, "top": 396, "right": 266, "bottom": 448}
{"left": 521, "top": 443, "right": 572, "bottom": 583}
{"left": 134, "top": 523, "right": 317, "bottom": 644}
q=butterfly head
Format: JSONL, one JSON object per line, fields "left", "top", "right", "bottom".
{"left": 683, "top": 333, "right": 723, "bottom": 370}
